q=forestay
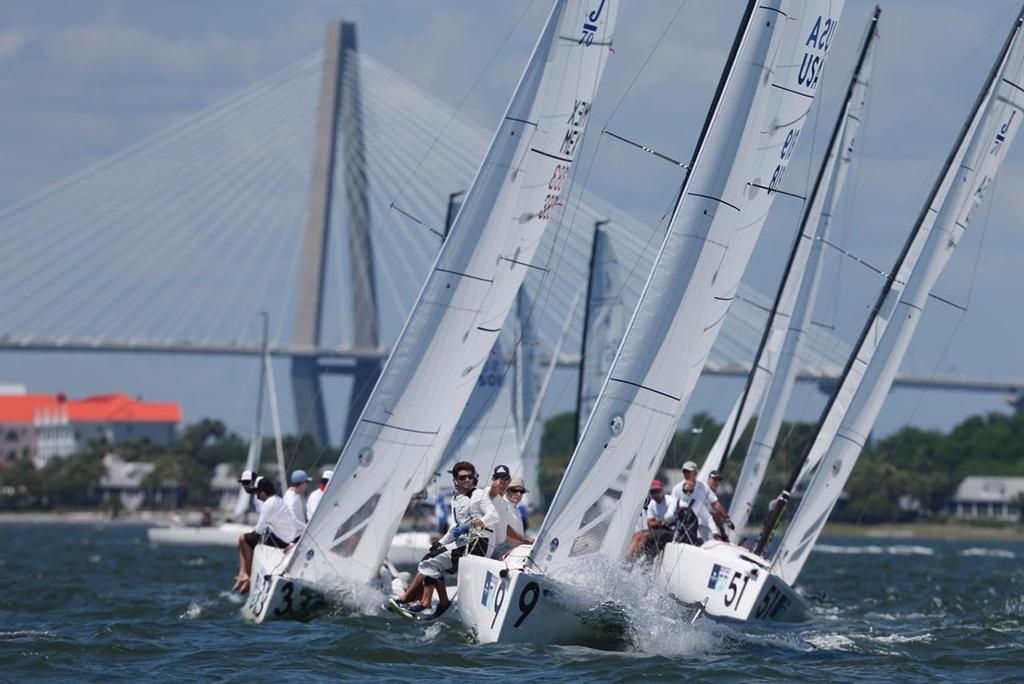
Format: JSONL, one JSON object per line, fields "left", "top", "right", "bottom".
{"left": 285, "top": 0, "right": 618, "bottom": 588}
{"left": 727, "top": 7, "right": 879, "bottom": 534}
{"left": 772, "top": 6, "right": 1024, "bottom": 585}
{"left": 532, "top": 0, "right": 846, "bottom": 573}
{"left": 576, "top": 225, "right": 625, "bottom": 442}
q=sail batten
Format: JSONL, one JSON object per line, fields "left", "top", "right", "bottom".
{"left": 282, "top": 0, "right": 618, "bottom": 590}
{"left": 532, "top": 0, "right": 846, "bottom": 573}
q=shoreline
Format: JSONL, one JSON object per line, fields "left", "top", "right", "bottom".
{"left": 2, "top": 511, "right": 1023, "bottom": 541}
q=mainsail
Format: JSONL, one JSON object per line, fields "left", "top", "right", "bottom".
{"left": 725, "top": 6, "right": 879, "bottom": 534}
{"left": 575, "top": 224, "right": 624, "bottom": 442}
{"left": 769, "top": 5, "right": 1024, "bottom": 584}
{"left": 532, "top": 0, "right": 846, "bottom": 573}
{"left": 285, "top": 0, "right": 618, "bottom": 588}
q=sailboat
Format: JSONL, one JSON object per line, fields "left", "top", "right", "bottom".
{"left": 148, "top": 313, "right": 287, "bottom": 546}
{"left": 658, "top": 7, "right": 880, "bottom": 623}
{"left": 458, "top": 0, "right": 845, "bottom": 645}
{"left": 242, "top": 0, "right": 617, "bottom": 623}
{"left": 757, "top": 1, "right": 1024, "bottom": 596}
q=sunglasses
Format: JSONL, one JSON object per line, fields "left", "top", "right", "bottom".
{"left": 456, "top": 474, "right": 478, "bottom": 481}
{"left": 649, "top": 489, "right": 663, "bottom": 495}
{"left": 507, "top": 488, "right": 525, "bottom": 494}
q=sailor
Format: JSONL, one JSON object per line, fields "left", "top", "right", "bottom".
{"left": 233, "top": 477, "right": 303, "bottom": 593}
{"left": 284, "top": 469, "right": 310, "bottom": 526}
{"left": 237, "top": 470, "right": 262, "bottom": 515}
{"left": 626, "top": 480, "right": 678, "bottom": 561}
{"left": 391, "top": 461, "right": 497, "bottom": 617}
{"left": 705, "top": 470, "right": 735, "bottom": 540}
{"left": 305, "top": 469, "right": 332, "bottom": 519}
{"left": 489, "top": 472, "right": 535, "bottom": 559}
{"left": 673, "top": 480, "right": 701, "bottom": 545}
{"left": 687, "top": 468, "right": 732, "bottom": 542}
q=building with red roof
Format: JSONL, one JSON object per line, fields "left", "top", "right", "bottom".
{"left": 0, "top": 388, "right": 182, "bottom": 468}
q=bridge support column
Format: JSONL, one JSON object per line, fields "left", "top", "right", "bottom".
{"left": 291, "top": 20, "right": 378, "bottom": 448}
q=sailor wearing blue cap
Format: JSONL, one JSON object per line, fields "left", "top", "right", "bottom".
{"left": 284, "top": 469, "right": 311, "bottom": 527}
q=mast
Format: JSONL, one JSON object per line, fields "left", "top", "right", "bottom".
{"left": 715, "top": 9, "right": 879, "bottom": 471}
{"left": 723, "top": 6, "right": 880, "bottom": 532}
{"left": 755, "top": 4, "right": 1024, "bottom": 558}
{"left": 234, "top": 313, "right": 269, "bottom": 519}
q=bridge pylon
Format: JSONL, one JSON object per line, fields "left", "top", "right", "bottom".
{"left": 291, "top": 20, "right": 379, "bottom": 449}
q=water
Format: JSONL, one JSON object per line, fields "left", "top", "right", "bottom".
{"left": 1, "top": 524, "right": 1021, "bottom": 681}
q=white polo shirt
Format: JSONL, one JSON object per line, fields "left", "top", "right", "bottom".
{"left": 689, "top": 481, "right": 719, "bottom": 541}
{"left": 283, "top": 487, "right": 307, "bottom": 526}
{"left": 253, "top": 494, "right": 302, "bottom": 543}
{"left": 306, "top": 487, "right": 324, "bottom": 519}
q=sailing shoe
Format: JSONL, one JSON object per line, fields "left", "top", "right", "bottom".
{"left": 405, "top": 603, "right": 427, "bottom": 614}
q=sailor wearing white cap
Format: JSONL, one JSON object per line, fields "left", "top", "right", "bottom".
{"left": 237, "top": 469, "right": 262, "bottom": 514}
{"left": 305, "top": 469, "right": 333, "bottom": 519}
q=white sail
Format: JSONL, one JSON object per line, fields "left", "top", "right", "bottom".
{"left": 576, "top": 225, "right": 624, "bottom": 440}
{"left": 436, "top": 337, "right": 523, "bottom": 493}
{"left": 285, "top": 0, "right": 618, "bottom": 588}
{"left": 514, "top": 289, "right": 542, "bottom": 497}
{"left": 727, "top": 8, "right": 879, "bottom": 533}
{"left": 772, "top": 8, "right": 1024, "bottom": 585}
{"left": 531, "top": 0, "right": 845, "bottom": 573}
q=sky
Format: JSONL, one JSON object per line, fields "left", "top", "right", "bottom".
{"left": 2, "top": 0, "right": 1023, "bottom": 447}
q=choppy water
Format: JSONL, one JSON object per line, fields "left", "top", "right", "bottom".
{"left": 1, "top": 523, "right": 1021, "bottom": 681}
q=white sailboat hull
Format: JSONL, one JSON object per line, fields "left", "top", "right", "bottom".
{"left": 241, "top": 545, "right": 329, "bottom": 623}
{"left": 242, "top": 544, "right": 406, "bottom": 623}
{"left": 147, "top": 522, "right": 250, "bottom": 547}
{"left": 457, "top": 552, "right": 627, "bottom": 646}
{"left": 658, "top": 540, "right": 807, "bottom": 623}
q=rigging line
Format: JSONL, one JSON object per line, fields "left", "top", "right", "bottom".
{"left": 151, "top": 118, "right": 313, "bottom": 342}
{"left": 601, "top": 129, "right": 688, "bottom": 168}
{"left": 604, "top": 0, "right": 689, "bottom": 126}
{"left": 389, "top": 203, "right": 444, "bottom": 240}
{"left": 3, "top": 73, "right": 317, "bottom": 327}
{"left": 107, "top": 112, "right": 311, "bottom": 340}
{"left": 385, "top": 0, "right": 538, "bottom": 210}
{"left": 0, "top": 54, "right": 322, "bottom": 227}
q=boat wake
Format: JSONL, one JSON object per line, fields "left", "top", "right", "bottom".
{"left": 813, "top": 544, "right": 934, "bottom": 556}
{"left": 958, "top": 547, "right": 1016, "bottom": 559}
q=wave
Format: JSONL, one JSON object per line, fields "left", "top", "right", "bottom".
{"left": 813, "top": 544, "right": 934, "bottom": 556}
{"left": 959, "top": 548, "right": 1016, "bottom": 559}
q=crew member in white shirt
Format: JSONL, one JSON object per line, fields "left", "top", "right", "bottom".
{"left": 233, "top": 477, "right": 303, "bottom": 593}
{"left": 283, "top": 470, "right": 310, "bottom": 527}
{"left": 490, "top": 476, "right": 534, "bottom": 558}
{"left": 391, "top": 461, "right": 498, "bottom": 617}
{"left": 626, "top": 479, "right": 678, "bottom": 561}
{"left": 305, "top": 469, "right": 332, "bottom": 519}
{"left": 672, "top": 462, "right": 731, "bottom": 542}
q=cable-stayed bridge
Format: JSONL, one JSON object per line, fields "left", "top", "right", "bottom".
{"left": 1, "top": 22, "right": 1020, "bottom": 446}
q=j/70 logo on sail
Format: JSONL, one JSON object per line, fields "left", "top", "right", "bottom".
{"left": 579, "top": 0, "right": 607, "bottom": 45}
{"left": 798, "top": 15, "right": 839, "bottom": 90}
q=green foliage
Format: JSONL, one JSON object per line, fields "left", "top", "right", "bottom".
{"left": 537, "top": 407, "right": 1024, "bottom": 524}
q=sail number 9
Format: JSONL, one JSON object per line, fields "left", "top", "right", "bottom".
{"left": 492, "top": 579, "right": 541, "bottom": 630}
{"left": 767, "top": 128, "right": 800, "bottom": 196}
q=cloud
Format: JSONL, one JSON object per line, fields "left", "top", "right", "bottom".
{"left": 41, "top": 23, "right": 263, "bottom": 79}
{"left": 0, "top": 30, "right": 28, "bottom": 59}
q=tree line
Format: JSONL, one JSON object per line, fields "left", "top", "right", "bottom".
{"left": 2, "top": 409, "right": 1023, "bottom": 522}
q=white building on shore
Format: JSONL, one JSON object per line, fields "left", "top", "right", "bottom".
{"left": 950, "top": 476, "right": 1024, "bottom": 522}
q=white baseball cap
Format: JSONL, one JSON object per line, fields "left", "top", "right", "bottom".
{"left": 682, "top": 461, "right": 698, "bottom": 472}
{"left": 321, "top": 469, "right": 334, "bottom": 480}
